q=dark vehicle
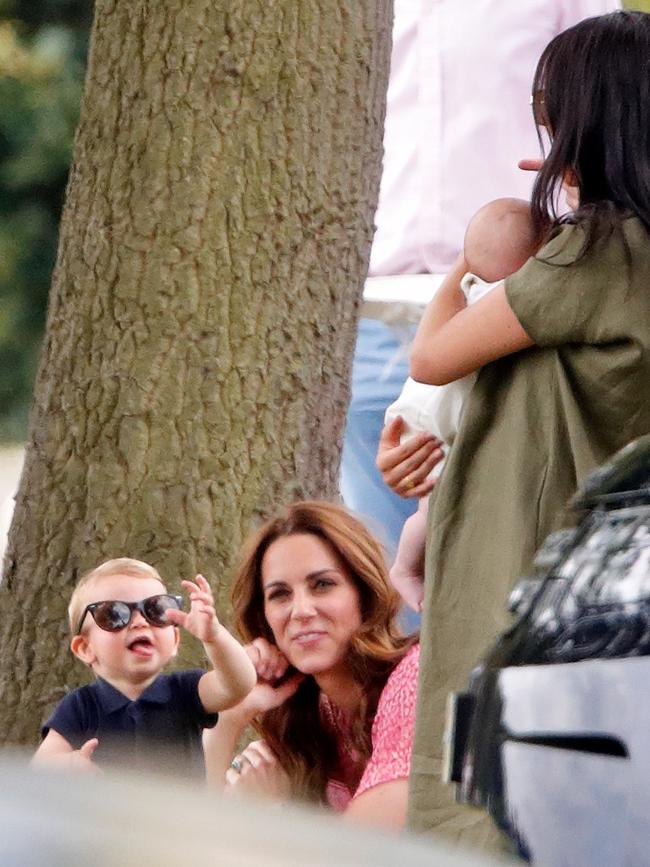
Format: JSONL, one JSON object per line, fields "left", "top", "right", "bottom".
{"left": 445, "top": 436, "right": 650, "bottom": 866}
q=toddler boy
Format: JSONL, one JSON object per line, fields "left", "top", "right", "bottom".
{"left": 33, "top": 558, "right": 256, "bottom": 779}
{"left": 386, "top": 198, "right": 542, "bottom": 611}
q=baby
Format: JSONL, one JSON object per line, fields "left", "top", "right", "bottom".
{"left": 385, "top": 198, "right": 542, "bottom": 611}
{"left": 33, "top": 558, "right": 256, "bottom": 779}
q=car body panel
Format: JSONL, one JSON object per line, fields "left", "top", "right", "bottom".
{"left": 448, "top": 436, "right": 650, "bottom": 865}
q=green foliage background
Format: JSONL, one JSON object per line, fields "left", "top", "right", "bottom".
{"left": 0, "top": 0, "right": 91, "bottom": 441}
{"left": 0, "top": 1, "right": 648, "bottom": 442}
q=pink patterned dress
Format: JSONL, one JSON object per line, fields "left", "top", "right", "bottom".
{"left": 321, "top": 643, "right": 419, "bottom": 811}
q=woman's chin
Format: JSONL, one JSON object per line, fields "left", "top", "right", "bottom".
{"left": 288, "top": 648, "right": 348, "bottom": 678}
{"left": 289, "top": 655, "right": 330, "bottom": 675}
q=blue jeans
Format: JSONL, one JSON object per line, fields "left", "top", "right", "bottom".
{"left": 341, "top": 318, "right": 421, "bottom": 630}
{"left": 341, "top": 318, "right": 420, "bottom": 629}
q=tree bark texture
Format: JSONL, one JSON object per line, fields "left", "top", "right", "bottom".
{"left": 0, "top": 0, "right": 393, "bottom": 743}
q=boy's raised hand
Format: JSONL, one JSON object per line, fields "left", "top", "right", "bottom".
{"left": 166, "top": 574, "right": 220, "bottom": 644}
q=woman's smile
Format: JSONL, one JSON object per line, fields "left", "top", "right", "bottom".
{"left": 291, "top": 629, "right": 327, "bottom": 647}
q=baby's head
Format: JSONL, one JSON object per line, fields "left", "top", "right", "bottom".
{"left": 463, "top": 197, "right": 542, "bottom": 283}
{"left": 69, "top": 558, "right": 180, "bottom": 685}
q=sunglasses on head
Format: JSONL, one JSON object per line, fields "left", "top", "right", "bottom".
{"left": 76, "top": 594, "right": 183, "bottom": 635}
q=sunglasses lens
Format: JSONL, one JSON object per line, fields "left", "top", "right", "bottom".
{"left": 143, "top": 594, "right": 181, "bottom": 627}
{"left": 93, "top": 601, "right": 131, "bottom": 632}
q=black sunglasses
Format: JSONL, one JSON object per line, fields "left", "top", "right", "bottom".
{"left": 76, "top": 594, "right": 183, "bottom": 635}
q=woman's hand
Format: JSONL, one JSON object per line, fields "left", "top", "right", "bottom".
{"left": 231, "top": 638, "right": 303, "bottom": 721}
{"left": 376, "top": 417, "right": 444, "bottom": 498}
{"left": 201, "top": 642, "right": 302, "bottom": 787}
{"left": 225, "top": 740, "right": 291, "bottom": 802}
{"left": 246, "top": 637, "right": 289, "bottom": 682}
{"left": 238, "top": 672, "right": 304, "bottom": 719}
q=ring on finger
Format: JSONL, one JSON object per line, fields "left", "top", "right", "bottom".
{"left": 403, "top": 473, "right": 416, "bottom": 490}
{"left": 230, "top": 757, "right": 244, "bottom": 773}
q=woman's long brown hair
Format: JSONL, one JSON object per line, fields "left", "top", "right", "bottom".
{"left": 231, "top": 500, "right": 415, "bottom": 804}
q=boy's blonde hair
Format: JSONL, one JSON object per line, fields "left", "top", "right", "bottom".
{"left": 68, "top": 558, "right": 166, "bottom": 635}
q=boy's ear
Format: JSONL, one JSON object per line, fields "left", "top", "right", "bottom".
{"left": 71, "top": 634, "right": 96, "bottom": 667}
{"left": 171, "top": 626, "right": 180, "bottom": 657}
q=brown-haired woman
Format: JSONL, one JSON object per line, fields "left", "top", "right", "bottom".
{"left": 203, "top": 500, "right": 419, "bottom": 828}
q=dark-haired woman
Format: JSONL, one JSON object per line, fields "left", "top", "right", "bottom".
{"left": 377, "top": 10, "right": 650, "bottom": 838}
{"left": 203, "top": 501, "right": 420, "bottom": 828}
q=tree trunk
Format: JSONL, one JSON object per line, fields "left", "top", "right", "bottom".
{"left": 0, "top": 0, "right": 393, "bottom": 744}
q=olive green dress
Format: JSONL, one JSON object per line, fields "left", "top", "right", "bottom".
{"left": 408, "top": 217, "right": 650, "bottom": 840}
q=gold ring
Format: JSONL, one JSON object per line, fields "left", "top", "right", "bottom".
{"left": 403, "top": 473, "right": 415, "bottom": 490}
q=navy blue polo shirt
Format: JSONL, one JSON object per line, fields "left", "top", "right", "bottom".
{"left": 42, "top": 670, "right": 218, "bottom": 779}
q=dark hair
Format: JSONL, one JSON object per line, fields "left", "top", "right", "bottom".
{"left": 231, "top": 500, "right": 414, "bottom": 803}
{"left": 531, "top": 11, "right": 650, "bottom": 252}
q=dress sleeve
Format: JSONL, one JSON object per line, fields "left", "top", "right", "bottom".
{"left": 354, "top": 644, "right": 419, "bottom": 799}
{"left": 505, "top": 222, "right": 629, "bottom": 348}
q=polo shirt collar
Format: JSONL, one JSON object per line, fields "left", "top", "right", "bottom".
{"left": 95, "top": 675, "right": 171, "bottom": 712}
